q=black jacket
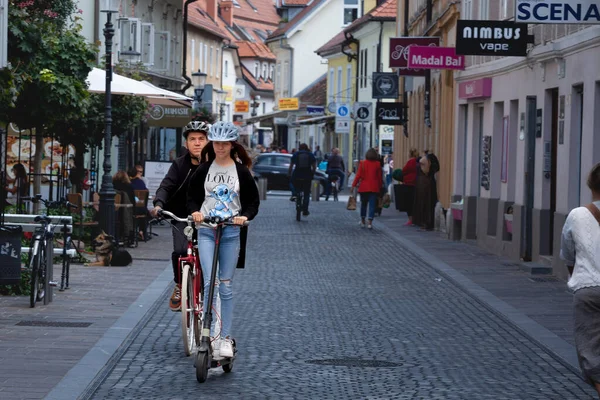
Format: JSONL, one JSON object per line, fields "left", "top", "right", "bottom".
{"left": 187, "top": 160, "right": 260, "bottom": 220}
{"left": 153, "top": 153, "right": 198, "bottom": 217}
{"left": 187, "top": 160, "right": 260, "bottom": 269}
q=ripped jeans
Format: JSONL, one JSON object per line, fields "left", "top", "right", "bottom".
{"left": 198, "top": 226, "right": 240, "bottom": 339}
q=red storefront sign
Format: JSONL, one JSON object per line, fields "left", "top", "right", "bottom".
{"left": 458, "top": 77, "right": 493, "bottom": 99}
{"left": 407, "top": 46, "right": 465, "bottom": 70}
{"left": 389, "top": 37, "right": 440, "bottom": 76}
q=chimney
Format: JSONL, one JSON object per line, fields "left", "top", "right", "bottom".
{"left": 206, "top": 0, "right": 218, "bottom": 21}
{"left": 220, "top": 0, "right": 234, "bottom": 26}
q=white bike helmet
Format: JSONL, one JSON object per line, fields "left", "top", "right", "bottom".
{"left": 183, "top": 120, "right": 211, "bottom": 139}
{"left": 208, "top": 121, "right": 239, "bottom": 142}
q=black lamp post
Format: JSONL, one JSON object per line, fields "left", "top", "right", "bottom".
{"left": 99, "top": 0, "right": 119, "bottom": 237}
{"left": 192, "top": 70, "right": 207, "bottom": 111}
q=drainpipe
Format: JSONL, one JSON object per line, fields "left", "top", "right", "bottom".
{"left": 424, "top": 0, "right": 432, "bottom": 127}
{"left": 181, "top": 0, "right": 199, "bottom": 94}
{"left": 377, "top": 21, "right": 383, "bottom": 73}
{"left": 280, "top": 39, "right": 294, "bottom": 97}
{"left": 402, "top": 0, "right": 409, "bottom": 137}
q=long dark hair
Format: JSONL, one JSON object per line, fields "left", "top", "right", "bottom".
{"left": 12, "top": 163, "right": 27, "bottom": 180}
{"left": 201, "top": 141, "right": 252, "bottom": 169}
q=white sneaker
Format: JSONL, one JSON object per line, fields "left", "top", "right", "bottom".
{"left": 359, "top": 220, "right": 365, "bottom": 228}
{"left": 211, "top": 337, "right": 220, "bottom": 359}
{"left": 219, "top": 337, "right": 234, "bottom": 358}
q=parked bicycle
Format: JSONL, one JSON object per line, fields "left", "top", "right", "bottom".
{"left": 23, "top": 195, "right": 77, "bottom": 307}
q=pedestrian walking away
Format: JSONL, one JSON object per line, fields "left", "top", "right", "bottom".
{"left": 397, "top": 148, "right": 419, "bottom": 225}
{"left": 150, "top": 119, "right": 211, "bottom": 311}
{"left": 187, "top": 121, "right": 260, "bottom": 359}
{"left": 352, "top": 148, "right": 383, "bottom": 230}
{"left": 561, "top": 162, "right": 600, "bottom": 399}
{"left": 326, "top": 148, "right": 346, "bottom": 195}
{"left": 288, "top": 143, "right": 316, "bottom": 216}
{"left": 412, "top": 153, "right": 440, "bottom": 231}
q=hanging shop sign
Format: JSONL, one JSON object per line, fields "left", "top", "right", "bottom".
{"left": 307, "top": 105, "right": 325, "bottom": 115}
{"left": 279, "top": 98, "right": 299, "bottom": 111}
{"left": 456, "top": 20, "right": 534, "bottom": 56}
{"left": 372, "top": 72, "right": 399, "bottom": 99}
{"left": 515, "top": 0, "right": 600, "bottom": 24}
{"left": 389, "top": 37, "right": 440, "bottom": 76}
{"left": 234, "top": 100, "right": 249, "bottom": 113}
{"left": 407, "top": 46, "right": 465, "bottom": 70}
{"left": 458, "top": 77, "right": 493, "bottom": 99}
{"left": 147, "top": 100, "right": 192, "bottom": 128}
{"left": 375, "top": 102, "right": 404, "bottom": 126}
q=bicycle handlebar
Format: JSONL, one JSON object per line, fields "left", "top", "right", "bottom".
{"left": 157, "top": 209, "right": 249, "bottom": 227}
{"left": 22, "top": 195, "right": 78, "bottom": 210}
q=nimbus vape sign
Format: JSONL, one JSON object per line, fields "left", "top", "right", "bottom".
{"left": 456, "top": 20, "right": 534, "bottom": 56}
{"left": 515, "top": 1, "right": 600, "bottom": 24}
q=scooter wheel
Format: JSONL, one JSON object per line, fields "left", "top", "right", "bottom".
{"left": 195, "top": 351, "right": 209, "bottom": 383}
{"left": 222, "top": 359, "right": 234, "bottom": 373}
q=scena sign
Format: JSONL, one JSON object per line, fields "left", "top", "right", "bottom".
{"left": 407, "top": 46, "right": 465, "bottom": 70}
{"left": 456, "top": 20, "right": 534, "bottom": 56}
{"left": 515, "top": 0, "right": 600, "bottom": 24}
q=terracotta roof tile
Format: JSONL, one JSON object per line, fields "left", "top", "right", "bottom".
{"left": 344, "top": 0, "right": 396, "bottom": 34}
{"left": 283, "top": 0, "right": 311, "bottom": 5}
{"left": 298, "top": 74, "right": 327, "bottom": 106}
{"left": 268, "top": 0, "right": 324, "bottom": 40}
{"left": 315, "top": 31, "right": 347, "bottom": 55}
{"left": 237, "top": 41, "right": 276, "bottom": 60}
{"left": 188, "top": 2, "right": 229, "bottom": 39}
{"left": 241, "top": 64, "right": 274, "bottom": 91}
{"left": 234, "top": 0, "right": 280, "bottom": 26}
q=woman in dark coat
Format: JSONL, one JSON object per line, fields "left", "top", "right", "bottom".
{"left": 412, "top": 153, "right": 440, "bottom": 230}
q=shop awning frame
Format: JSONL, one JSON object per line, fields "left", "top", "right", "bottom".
{"left": 294, "top": 115, "right": 334, "bottom": 125}
{"left": 243, "top": 110, "right": 288, "bottom": 125}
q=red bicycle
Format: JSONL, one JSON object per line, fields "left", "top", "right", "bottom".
{"left": 158, "top": 210, "right": 207, "bottom": 356}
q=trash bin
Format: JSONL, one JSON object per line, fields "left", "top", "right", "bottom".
{"left": 311, "top": 180, "right": 321, "bottom": 202}
{"left": 0, "top": 225, "right": 22, "bottom": 285}
{"left": 257, "top": 177, "right": 267, "bottom": 200}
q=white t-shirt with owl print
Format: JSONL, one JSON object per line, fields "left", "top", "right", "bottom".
{"left": 199, "top": 162, "right": 242, "bottom": 227}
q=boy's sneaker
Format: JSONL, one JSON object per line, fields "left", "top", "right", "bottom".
{"left": 219, "top": 337, "right": 234, "bottom": 358}
{"left": 169, "top": 285, "right": 181, "bottom": 311}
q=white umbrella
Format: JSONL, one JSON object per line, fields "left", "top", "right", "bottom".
{"left": 86, "top": 68, "right": 191, "bottom": 100}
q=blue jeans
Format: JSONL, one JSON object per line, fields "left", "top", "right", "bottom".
{"left": 360, "top": 192, "right": 378, "bottom": 220}
{"left": 198, "top": 226, "right": 240, "bottom": 338}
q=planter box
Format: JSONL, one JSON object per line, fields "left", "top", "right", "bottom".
{"left": 450, "top": 202, "right": 463, "bottom": 221}
{"left": 504, "top": 214, "right": 513, "bottom": 234}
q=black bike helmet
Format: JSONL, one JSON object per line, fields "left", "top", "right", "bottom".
{"left": 183, "top": 120, "right": 211, "bottom": 139}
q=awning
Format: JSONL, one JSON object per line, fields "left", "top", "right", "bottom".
{"left": 243, "top": 110, "right": 288, "bottom": 125}
{"left": 86, "top": 68, "right": 191, "bottom": 100}
{"left": 294, "top": 115, "right": 334, "bottom": 125}
{"left": 147, "top": 97, "right": 192, "bottom": 128}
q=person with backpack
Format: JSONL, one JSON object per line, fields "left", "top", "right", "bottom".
{"left": 288, "top": 143, "right": 316, "bottom": 216}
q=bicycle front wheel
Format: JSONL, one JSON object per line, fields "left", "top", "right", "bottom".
{"left": 29, "top": 241, "right": 44, "bottom": 308}
{"left": 181, "top": 264, "right": 198, "bottom": 356}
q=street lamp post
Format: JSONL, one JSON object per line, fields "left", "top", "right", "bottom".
{"left": 192, "top": 70, "right": 207, "bottom": 111}
{"left": 99, "top": 0, "right": 119, "bottom": 237}
{"left": 216, "top": 89, "right": 227, "bottom": 121}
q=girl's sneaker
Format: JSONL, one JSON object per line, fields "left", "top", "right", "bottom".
{"left": 220, "top": 337, "right": 234, "bottom": 358}
{"left": 359, "top": 220, "right": 365, "bottom": 228}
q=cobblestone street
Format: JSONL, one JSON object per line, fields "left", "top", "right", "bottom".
{"left": 85, "top": 198, "right": 596, "bottom": 399}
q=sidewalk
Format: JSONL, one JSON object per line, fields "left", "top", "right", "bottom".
{"left": 0, "top": 225, "right": 174, "bottom": 400}
{"left": 372, "top": 205, "right": 580, "bottom": 371}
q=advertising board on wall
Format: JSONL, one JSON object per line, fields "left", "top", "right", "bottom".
{"left": 375, "top": 102, "right": 404, "bottom": 126}
{"left": 456, "top": 20, "right": 533, "bottom": 56}
{"left": 372, "top": 73, "right": 399, "bottom": 99}
{"left": 515, "top": 0, "right": 600, "bottom": 24}
{"left": 407, "top": 46, "right": 465, "bottom": 70}
{"left": 389, "top": 37, "right": 440, "bottom": 76}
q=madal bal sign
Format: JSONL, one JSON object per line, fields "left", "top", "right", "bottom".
{"left": 515, "top": 0, "right": 600, "bottom": 23}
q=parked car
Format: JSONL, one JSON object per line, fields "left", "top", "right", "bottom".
{"left": 252, "top": 153, "right": 328, "bottom": 196}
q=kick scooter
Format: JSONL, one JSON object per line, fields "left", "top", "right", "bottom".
{"left": 195, "top": 215, "right": 248, "bottom": 383}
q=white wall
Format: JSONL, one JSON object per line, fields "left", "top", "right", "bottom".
{"left": 76, "top": 0, "right": 95, "bottom": 44}
{"left": 288, "top": 0, "right": 346, "bottom": 96}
